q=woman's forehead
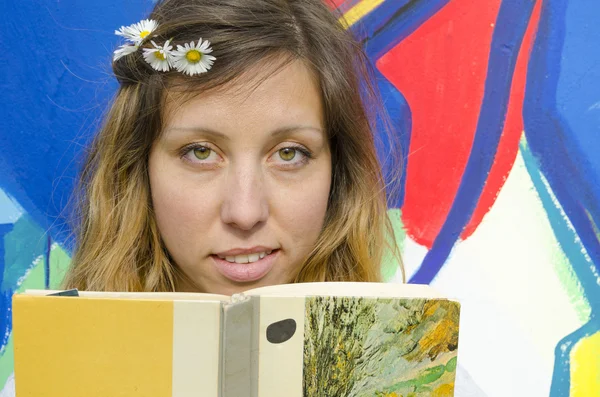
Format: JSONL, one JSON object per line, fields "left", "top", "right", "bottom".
{"left": 162, "top": 60, "right": 324, "bottom": 134}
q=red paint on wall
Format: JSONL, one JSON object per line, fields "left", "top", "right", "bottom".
{"left": 327, "top": 0, "right": 347, "bottom": 10}
{"left": 461, "top": 0, "right": 542, "bottom": 239}
{"left": 377, "top": 0, "right": 502, "bottom": 248}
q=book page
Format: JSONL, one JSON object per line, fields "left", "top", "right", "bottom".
{"left": 243, "top": 282, "right": 445, "bottom": 299}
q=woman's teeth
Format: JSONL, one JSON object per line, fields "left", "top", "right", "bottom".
{"left": 217, "top": 250, "right": 273, "bottom": 264}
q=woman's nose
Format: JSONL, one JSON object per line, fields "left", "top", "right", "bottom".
{"left": 219, "top": 164, "right": 269, "bottom": 231}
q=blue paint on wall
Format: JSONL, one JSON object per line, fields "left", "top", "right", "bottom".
{"left": 557, "top": 0, "right": 600, "bottom": 193}
{"left": 523, "top": 0, "right": 600, "bottom": 306}
{"left": 357, "top": 0, "right": 452, "bottom": 210}
{"left": 523, "top": 0, "right": 600, "bottom": 394}
{"left": 0, "top": 0, "right": 156, "bottom": 249}
{"left": 0, "top": 224, "right": 15, "bottom": 349}
{"left": 372, "top": 69, "right": 412, "bottom": 209}
{"left": 359, "top": 0, "right": 451, "bottom": 61}
{"left": 350, "top": 0, "right": 412, "bottom": 43}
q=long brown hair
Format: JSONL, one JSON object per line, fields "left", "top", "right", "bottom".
{"left": 63, "top": 0, "right": 403, "bottom": 292}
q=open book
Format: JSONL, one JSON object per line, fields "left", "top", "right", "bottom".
{"left": 12, "top": 282, "right": 460, "bottom": 397}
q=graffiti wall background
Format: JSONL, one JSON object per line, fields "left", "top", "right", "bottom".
{"left": 1, "top": 0, "right": 598, "bottom": 395}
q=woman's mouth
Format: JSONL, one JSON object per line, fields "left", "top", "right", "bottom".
{"left": 211, "top": 249, "right": 279, "bottom": 283}
{"left": 216, "top": 249, "right": 273, "bottom": 264}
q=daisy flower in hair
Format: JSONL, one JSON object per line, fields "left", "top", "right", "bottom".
{"left": 143, "top": 40, "right": 173, "bottom": 72}
{"left": 115, "top": 19, "right": 158, "bottom": 44}
{"left": 113, "top": 43, "right": 139, "bottom": 61}
{"left": 172, "top": 38, "right": 216, "bottom": 76}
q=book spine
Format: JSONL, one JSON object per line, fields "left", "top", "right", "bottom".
{"left": 221, "top": 295, "right": 259, "bottom": 397}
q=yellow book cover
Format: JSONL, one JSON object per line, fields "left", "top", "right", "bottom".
{"left": 13, "top": 293, "right": 223, "bottom": 397}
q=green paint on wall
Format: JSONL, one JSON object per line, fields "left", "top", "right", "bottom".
{"left": 49, "top": 243, "right": 71, "bottom": 289}
{"left": 381, "top": 208, "right": 406, "bottom": 282}
{"left": 548, "top": 241, "right": 592, "bottom": 323}
{"left": 2, "top": 214, "right": 46, "bottom": 290}
{"left": 519, "top": 139, "right": 592, "bottom": 323}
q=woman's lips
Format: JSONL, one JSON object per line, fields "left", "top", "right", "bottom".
{"left": 211, "top": 249, "right": 278, "bottom": 283}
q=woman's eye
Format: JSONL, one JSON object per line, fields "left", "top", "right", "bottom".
{"left": 181, "top": 144, "right": 221, "bottom": 164}
{"left": 193, "top": 147, "right": 211, "bottom": 160}
{"left": 270, "top": 145, "right": 312, "bottom": 167}
{"left": 278, "top": 148, "right": 297, "bottom": 161}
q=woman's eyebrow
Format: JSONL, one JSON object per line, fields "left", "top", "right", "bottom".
{"left": 271, "top": 125, "right": 324, "bottom": 137}
{"left": 164, "top": 125, "right": 323, "bottom": 139}
{"left": 163, "top": 126, "right": 230, "bottom": 141}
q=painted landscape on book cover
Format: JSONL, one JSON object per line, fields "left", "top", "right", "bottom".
{"left": 303, "top": 297, "right": 459, "bottom": 397}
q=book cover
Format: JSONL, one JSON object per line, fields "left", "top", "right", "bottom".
{"left": 12, "top": 295, "right": 223, "bottom": 397}
{"left": 13, "top": 283, "right": 460, "bottom": 397}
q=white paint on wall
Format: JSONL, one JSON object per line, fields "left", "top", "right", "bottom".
{"left": 430, "top": 151, "right": 587, "bottom": 397}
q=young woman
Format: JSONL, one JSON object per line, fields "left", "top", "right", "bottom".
{"left": 63, "top": 0, "right": 403, "bottom": 294}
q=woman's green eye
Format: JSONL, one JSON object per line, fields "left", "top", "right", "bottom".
{"left": 193, "top": 147, "right": 211, "bottom": 160}
{"left": 278, "top": 148, "right": 296, "bottom": 161}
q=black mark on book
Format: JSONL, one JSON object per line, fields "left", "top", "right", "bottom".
{"left": 266, "top": 318, "right": 296, "bottom": 344}
{"left": 47, "top": 289, "right": 79, "bottom": 297}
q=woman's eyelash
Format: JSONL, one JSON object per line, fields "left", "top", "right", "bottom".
{"left": 179, "top": 142, "right": 211, "bottom": 157}
{"left": 178, "top": 143, "right": 314, "bottom": 160}
{"left": 283, "top": 145, "right": 313, "bottom": 159}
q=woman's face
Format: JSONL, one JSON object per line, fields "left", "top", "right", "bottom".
{"left": 148, "top": 60, "right": 332, "bottom": 295}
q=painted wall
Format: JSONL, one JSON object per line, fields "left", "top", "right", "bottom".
{"left": 1, "top": 0, "right": 598, "bottom": 395}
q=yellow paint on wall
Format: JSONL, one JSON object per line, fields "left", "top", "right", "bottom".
{"left": 570, "top": 331, "right": 600, "bottom": 397}
{"left": 13, "top": 296, "right": 174, "bottom": 396}
{"left": 339, "top": 0, "right": 385, "bottom": 28}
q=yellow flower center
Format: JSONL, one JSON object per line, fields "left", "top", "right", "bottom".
{"left": 140, "top": 30, "right": 150, "bottom": 38}
{"left": 154, "top": 51, "right": 166, "bottom": 61}
{"left": 186, "top": 50, "right": 202, "bottom": 63}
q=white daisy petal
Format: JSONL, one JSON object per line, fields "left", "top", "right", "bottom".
{"left": 115, "top": 26, "right": 130, "bottom": 38}
{"left": 115, "top": 19, "right": 159, "bottom": 44}
{"left": 199, "top": 41, "right": 210, "bottom": 51}
{"left": 113, "top": 44, "right": 138, "bottom": 61}
{"left": 171, "top": 37, "right": 216, "bottom": 76}
{"left": 143, "top": 40, "right": 173, "bottom": 72}
{"left": 116, "top": 26, "right": 137, "bottom": 41}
